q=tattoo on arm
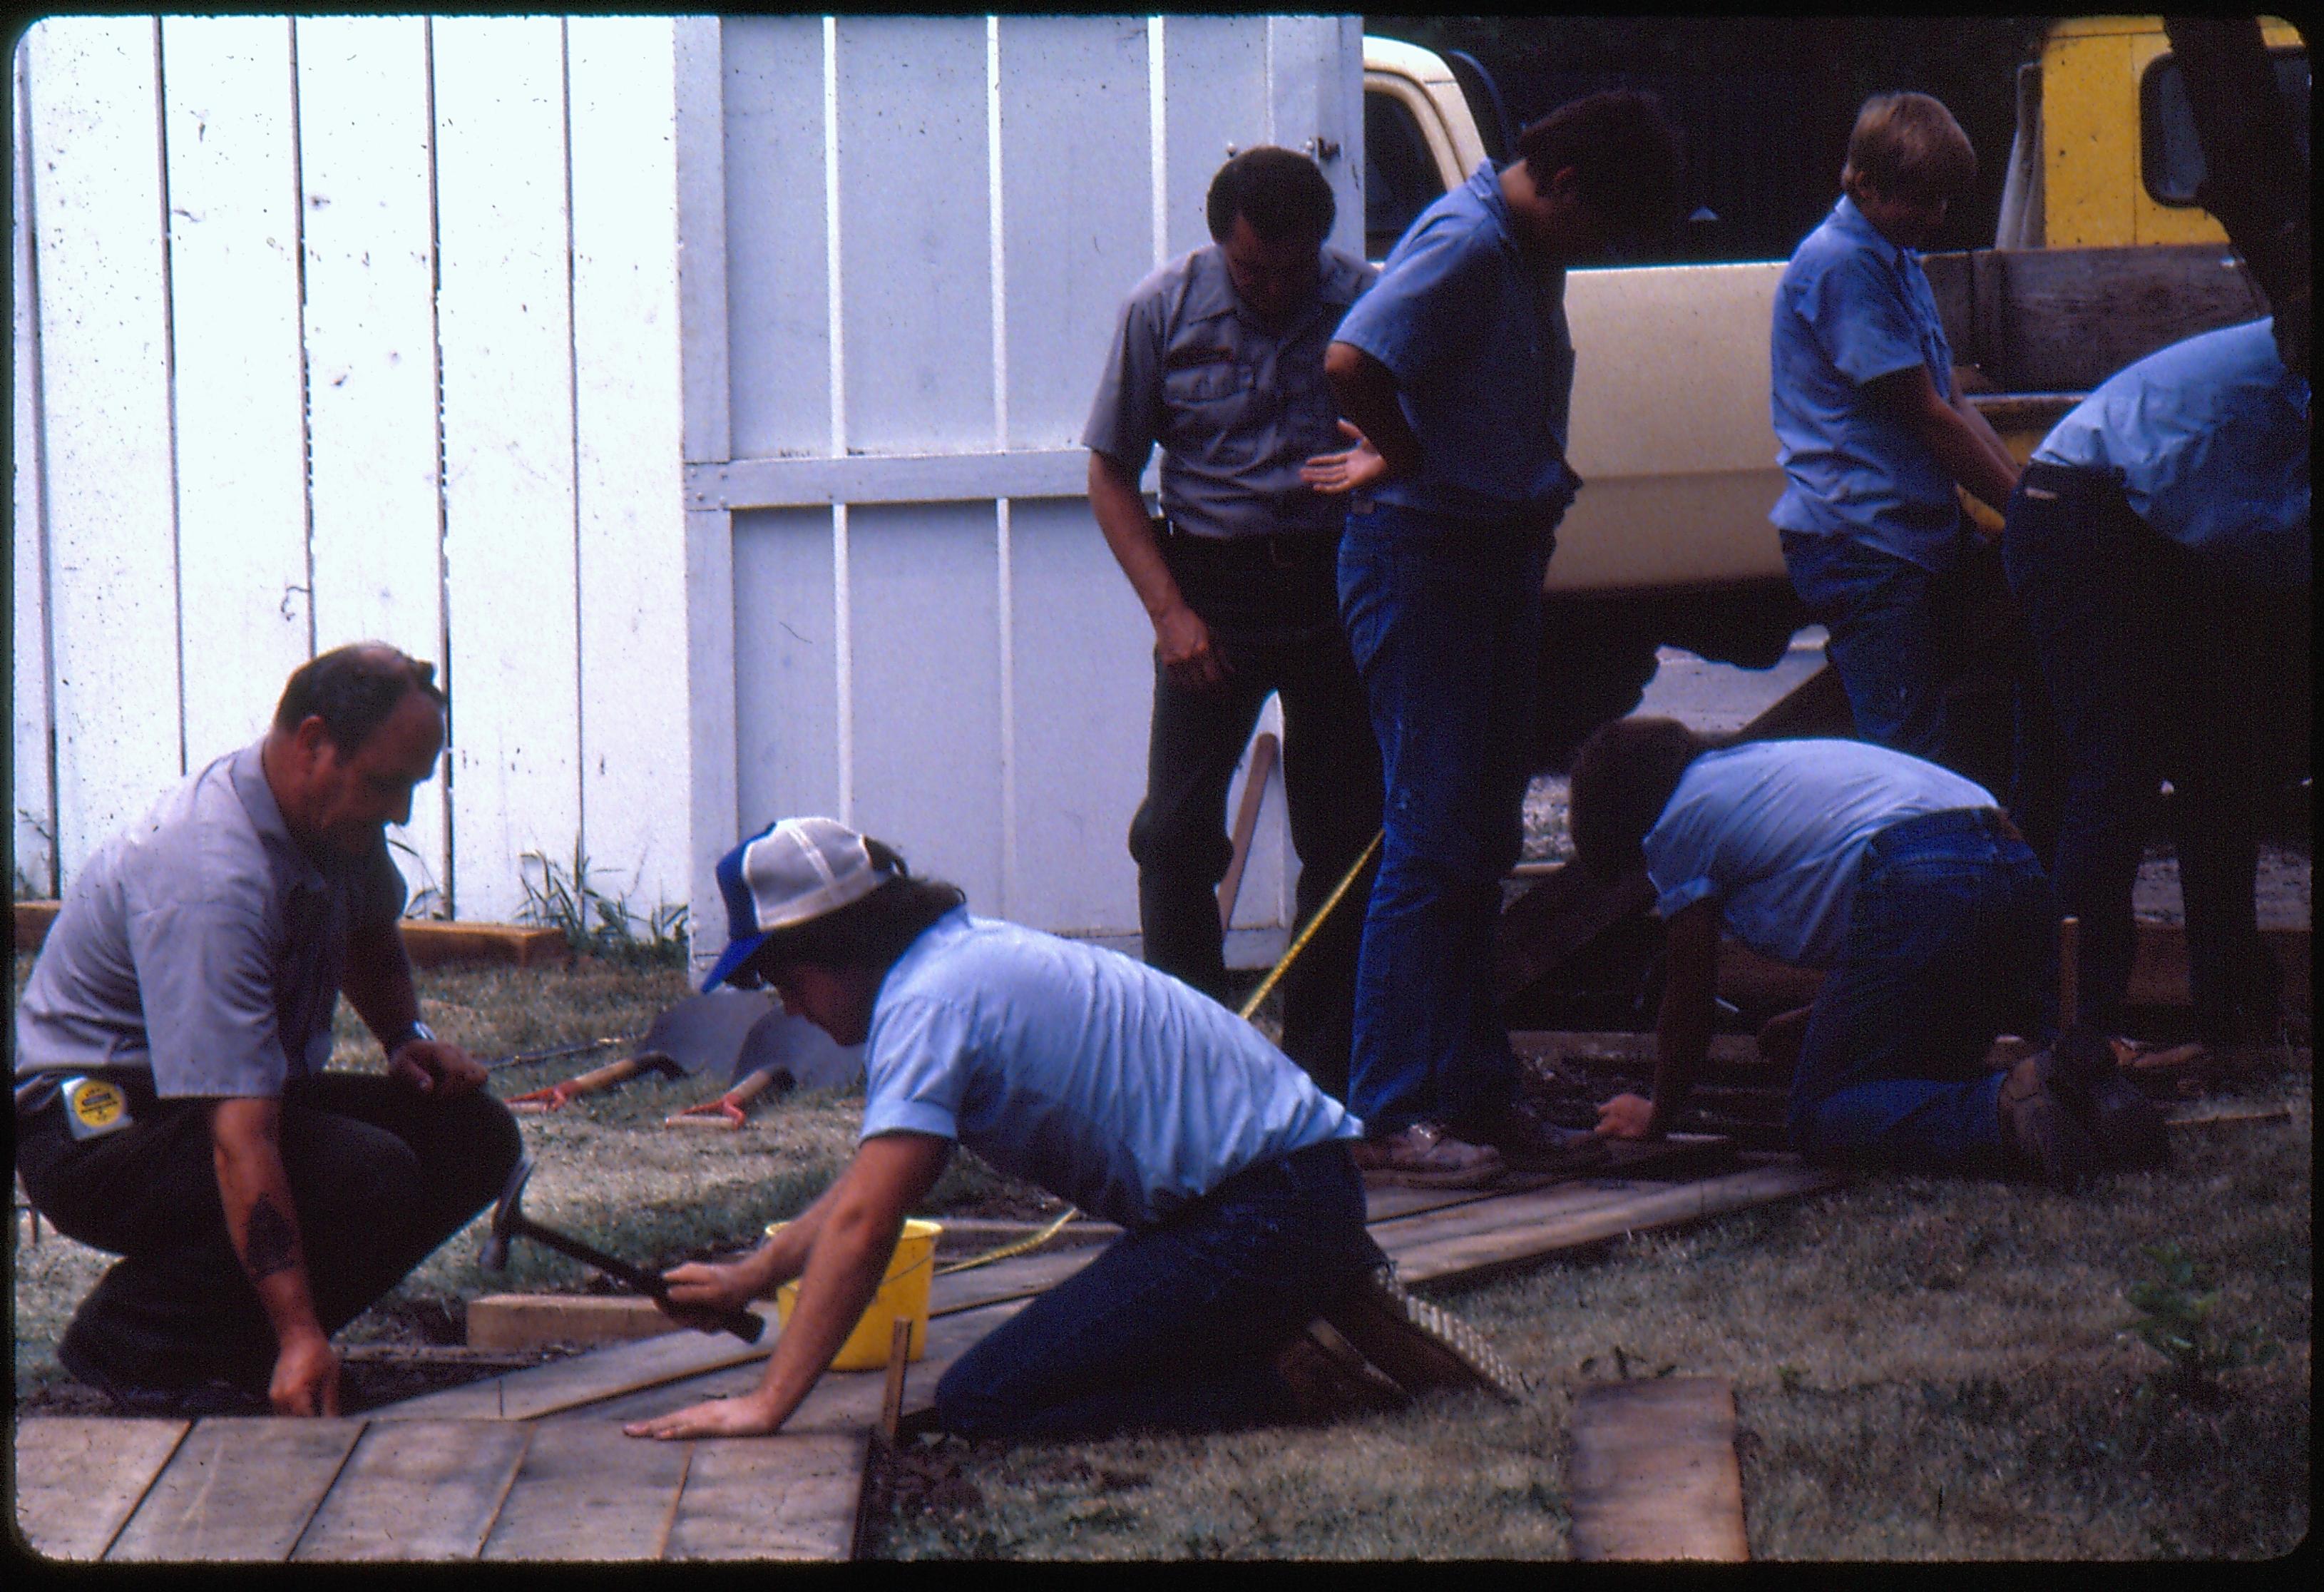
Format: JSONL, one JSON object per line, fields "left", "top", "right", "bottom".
{"left": 242, "top": 1195, "right": 302, "bottom": 1280}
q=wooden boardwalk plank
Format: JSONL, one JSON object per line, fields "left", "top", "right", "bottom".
{"left": 14, "top": 1417, "right": 188, "bottom": 1562}
{"left": 106, "top": 1417, "right": 364, "bottom": 1562}
{"left": 478, "top": 1419, "right": 690, "bottom": 1562}
{"left": 1393, "top": 1164, "right": 1845, "bottom": 1289}
{"left": 665, "top": 1433, "right": 866, "bottom": 1561}
{"left": 1567, "top": 1377, "right": 1749, "bottom": 1561}
{"left": 290, "top": 1420, "right": 531, "bottom": 1561}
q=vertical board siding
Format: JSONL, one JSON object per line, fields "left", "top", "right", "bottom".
{"left": 1159, "top": 16, "right": 1271, "bottom": 260}
{"left": 832, "top": 17, "right": 995, "bottom": 455}
{"left": 11, "top": 48, "right": 57, "bottom": 896}
{"left": 568, "top": 16, "right": 691, "bottom": 920}
{"left": 720, "top": 16, "right": 829, "bottom": 461}
{"left": 846, "top": 504, "right": 1004, "bottom": 908}
{"left": 431, "top": 16, "right": 581, "bottom": 923}
{"left": 24, "top": 16, "right": 184, "bottom": 877}
{"left": 732, "top": 510, "right": 841, "bottom": 834}
{"left": 295, "top": 15, "right": 450, "bottom": 909}
{"left": 159, "top": 16, "right": 314, "bottom": 773}
{"left": 1000, "top": 500, "right": 1150, "bottom": 932}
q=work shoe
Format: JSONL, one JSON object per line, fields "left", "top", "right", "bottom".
{"left": 1321, "top": 1262, "right": 1525, "bottom": 1404}
{"left": 1995, "top": 1051, "right": 2103, "bottom": 1193}
{"left": 2052, "top": 1028, "right": 2172, "bottom": 1173}
{"left": 1272, "top": 1317, "right": 1411, "bottom": 1424}
{"left": 1450, "top": 1094, "right": 1610, "bottom": 1175}
{"left": 1348, "top": 1123, "right": 1504, "bottom": 1188}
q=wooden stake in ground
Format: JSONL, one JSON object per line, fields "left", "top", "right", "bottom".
{"left": 1216, "top": 731, "right": 1279, "bottom": 930}
{"left": 879, "top": 1318, "right": 912, "bottom": 1442}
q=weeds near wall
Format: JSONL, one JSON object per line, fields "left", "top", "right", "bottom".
{"left": 389, "top": 835, "right": 449, "bottom": 921}
{"left": 517, "top": 844, "right": 688, "bottom": 967}
{"left": 2122, "top": 1242, "right": 2280, "bottom": 1406}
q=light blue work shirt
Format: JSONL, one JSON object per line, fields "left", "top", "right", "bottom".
{"left": 1082, "top": 243, "right": 1375, "bottom": 540}
{"left": 859, "top": 909, "right": 1359, "bottom": 1230}
{"left": 1330, "top": 161, "right": 1580, "bottom": 523}
{"left": 1644, "top": 739, "right": 1995, "bottom": 969}
{"left": 1770, "top": 195, "right": 1965, "bottom": 571}
{"left": 2032, "top": 317, "right": 2311, "bottom": 588}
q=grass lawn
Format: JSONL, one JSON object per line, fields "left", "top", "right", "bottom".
{"left": 12, "top": 953, "right": 2311, "bottom": 1559}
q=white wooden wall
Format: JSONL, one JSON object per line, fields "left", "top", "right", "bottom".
{"left": 11, "top": 14, "right": 692, "bottom": 927}
{"left": 690, "top": 14, "right": 1366, "bottom": 954}
{"left": 13, "top": 13, "right": 1366, "bottom": 959}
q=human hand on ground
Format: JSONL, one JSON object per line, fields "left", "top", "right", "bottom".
{"left": 1593, "top": 1093, "right": 1659, "bottom": 1141}
{"left": 1299, "top": 420, "right": 1389, "bottom": 495}
{"left": 271, "top": 1330, "right": 342, "bottom": 1417}
{"left": 623, "top": 1392, "right": 784, "bottom": 1440}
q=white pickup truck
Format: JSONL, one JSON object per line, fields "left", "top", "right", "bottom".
{"left": 1361, "top": 28, "right": 2298, "bottom": 767}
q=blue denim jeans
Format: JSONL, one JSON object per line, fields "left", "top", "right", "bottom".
{"left": 1788, "top": 808, "right": 2054, "bottom": 1173}
{"left": 2001, "top": 462, "right": 2288, "bottom": 1041}
{"left": 1781, "top": 526, "right": 1969, "bottom": 762}
{"left": 1334, "top": 501, "right": 1552, "bottom": 1133}
{"left": 931, "top": 1141, "right": 1383, "bottom": 1442}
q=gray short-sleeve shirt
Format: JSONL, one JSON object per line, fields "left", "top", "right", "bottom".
{"left": 14, "top": 740, "right": 407, "bottom": 1098}
{"left": 1081, "top": 243, "right": 1376, "bottom": 540}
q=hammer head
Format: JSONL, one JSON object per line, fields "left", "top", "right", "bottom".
{"left": 480, "top": 1155, "right": 536, "bottom": 1271}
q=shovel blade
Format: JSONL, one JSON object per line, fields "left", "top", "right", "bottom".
{"left": 730, "top": 1009, "right": 863, "bottom": 1091}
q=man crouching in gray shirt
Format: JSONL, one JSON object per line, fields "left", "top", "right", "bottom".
{"left": 14, "top": 643, "right": 521, "bottom": 1417}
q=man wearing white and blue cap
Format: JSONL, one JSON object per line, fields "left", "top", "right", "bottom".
{"left": 623, "top": 817, "right": 1520, "bottom": 1444}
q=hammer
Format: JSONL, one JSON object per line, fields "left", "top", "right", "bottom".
{"left": 480, "top": 1158, "right": 764, "bottom": 1344}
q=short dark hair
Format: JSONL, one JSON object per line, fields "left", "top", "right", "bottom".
{"left": 745, "top": 839, "right": 966, "bottom": 978}
{"left": 1206, "top": 146, "right": 1336, "bottom": 248}
{"left": 272, "top": 643, "right": 446, "bottom": 752}
{"left": 1842, "top": 91, "right": 1977, "bottom": 207}
{"left": 1567, "top": 716, "right": 1713, "bottom": 881}
{"left": 1512, "top": 89, "right": 1685, "bottom": 250}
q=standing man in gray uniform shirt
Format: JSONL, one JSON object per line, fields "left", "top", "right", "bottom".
{"left": 14, "top": 644, "right": 521, "bottom": 1417}
{"left": 1083, "top": 147, "right": 1382, "bottom": 1098}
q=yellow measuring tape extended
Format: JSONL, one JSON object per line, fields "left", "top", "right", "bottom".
{"left": 933, "top": 830, "right": 1385, "bottom": 1278}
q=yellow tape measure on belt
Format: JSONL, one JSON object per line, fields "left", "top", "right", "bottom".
{"left": 61, "top": 1076, "right": 133, "bottom": 1140}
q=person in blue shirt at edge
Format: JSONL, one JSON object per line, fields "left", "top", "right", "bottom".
{"left": 1565, "top": 718, "right": 2169, "bottom": 1192}
{"left": 1083, "top": 147, "right": 1383, "bottom": 1104}
{"left": 1296, "top": 91, "right": 1684, "bottom": 1189}
{"left": 621, "top": 817, "right": 1521, "bottom": 1444}
{"left": 2001, "top": 317, "right": 2310, "bottom": 1053}
{"left": 1769, "top": 93, "right": 2027, "bottom": 789}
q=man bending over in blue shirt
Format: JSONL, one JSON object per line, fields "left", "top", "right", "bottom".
{"left": 622, "top": 818, "right": 1517, "bottom": 1445}
{"left": 1567, "top": 719, "right": 2166, "bottom": 1190}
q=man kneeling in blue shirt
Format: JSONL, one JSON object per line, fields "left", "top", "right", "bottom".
{"left": 1567, "top": 720, "right": 2166, "bottom": 1190}
{"left": 623, "top": 818, "right": 1517, "bottom": 1444}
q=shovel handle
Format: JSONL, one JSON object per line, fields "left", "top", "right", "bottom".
{"left": 519, "top": 1223, "right": 764, "bottom": 1343}
{"left": 664, "top": 1066, "right": 784, "bottom": 1129}
{"left": 507, "top": 1055, "right": 647, "bottom": 1111}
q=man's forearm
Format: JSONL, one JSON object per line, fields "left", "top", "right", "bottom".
{"left": 211, "top": 1099, "right": 327, "bottom": 1352}
{"left": 1088, "top": 452, "right": 1185, "bottom": 623}
{"left": 1913, "top": 393, "right": 2020, "bottom": 514}
{"left": 342, "top": 922, "right": 421, "bottom": 1049}
{"left": 1324, "top": 344, "right": 1423, "bottom": 480}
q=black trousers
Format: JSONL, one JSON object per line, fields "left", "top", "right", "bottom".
{"left": 16, "top": 1071, "right": 522, "bottom": 1391}
{"left": 1127, "top": 527, "right": 1383, "bottom": 1099}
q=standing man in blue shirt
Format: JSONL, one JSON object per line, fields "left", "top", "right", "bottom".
{"left": 2003, "top": 318, "right": 2310, "bottom": 1048}
{"left": 1297, "top": 91, "right": 1684, "bottom": 1187}
{"left": 621, "top": 818, "right": 1519, "bottom": 1446}
{"left": 1770, "top": 93, "right": 2024, "bottom": 770}
{"left": 1566, "top": 718, "right": 2166, "bottom": 1190}
{"left": 1085, "top": 148, "right": 1381, "bottom": 1100}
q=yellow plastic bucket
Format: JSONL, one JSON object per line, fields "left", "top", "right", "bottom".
{"left": 767, "top": 1217, "right": 941, "bottom": 1370}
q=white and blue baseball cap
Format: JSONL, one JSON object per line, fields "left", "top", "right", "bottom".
{"left": 701, "top": 817, "right": 896, "bottom": 991}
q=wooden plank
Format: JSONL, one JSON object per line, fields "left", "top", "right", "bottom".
{"left": 107, "top": 1417, "right": 364, "bottom": 1563}
{"left": 1391, "top": 1164, "right": 1846, "bottom": 1290}
{"left": 569, "top": 16, "right": 693, "bottom": 929}
{"left": 11, "top": 47, "right": 57, "bottom": 900}
{"left": 13, "top": 1417, "right": 188, "bottom": 1563}
{"left": 295, "top": 15, "right": 451, "bottom": 908}
{"left": 431, "top": 14, "right": 580, "bottom": 924}
{"left": 158, "top": 15, "right": 313, "bottom": 770}
{"left": 397, "top": 919, "right": 569, "bottom": 969}
{"left": 1567, "top": 1377, "right": 1749, "bottom": 1562}
{"left": 1374, "top": 1179, "right": 1676, "bottom": 1256}
{"left": 468, "top": 1293, "right": 683, "bottom": 1352}
{"left": 928, "top": 1243, "right": 1097, "bottom": 1317}
{"left": 22, "top": 16, "right": 185, "bottom": 881}
{"left": 290, "top": 1420, "right": 531, "bottom": 1562}
{"left": 1494, "top": 860, "right": 1657, "bottom": 1004}
{"left": 368, "top": 1302, "right": 779, "bottom": 1423}
{"left": 665, "top": 1433, "right": 867, "bottom": 1561}
{"left": 478, "top": 1419, "right": 688, "bottom": 1562}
